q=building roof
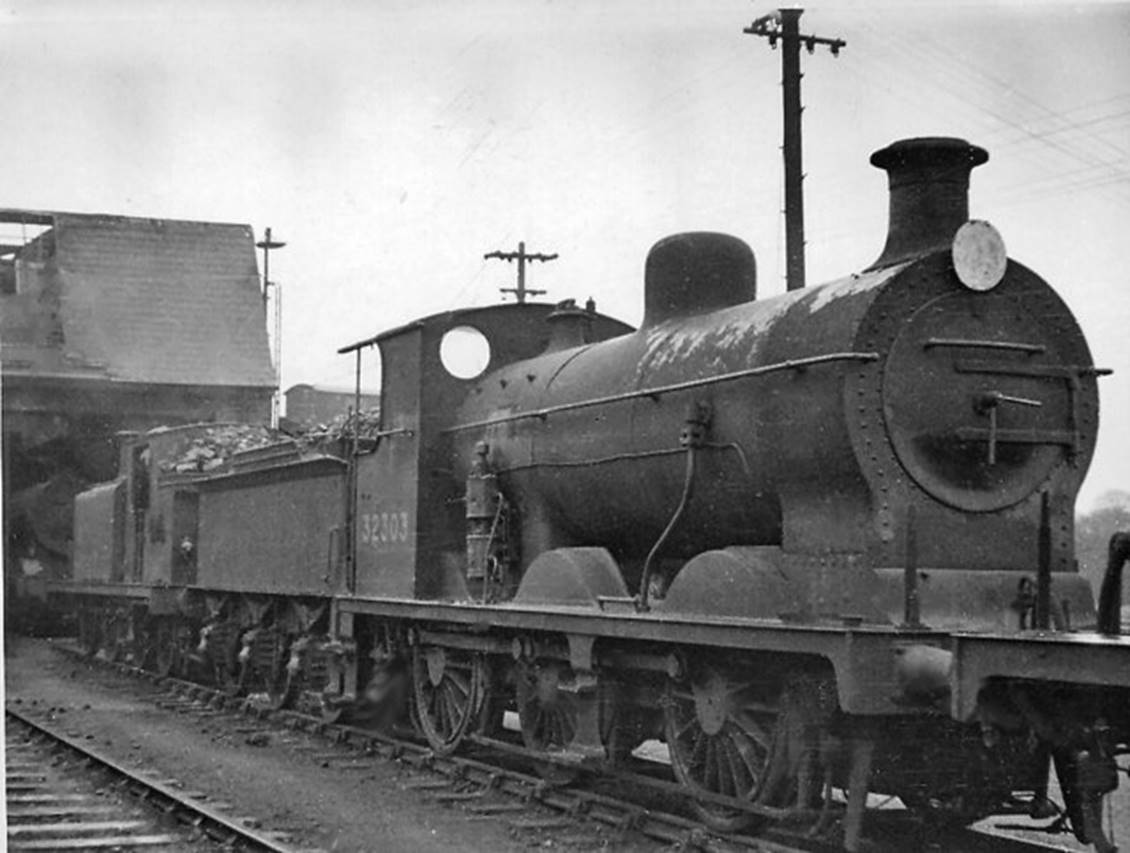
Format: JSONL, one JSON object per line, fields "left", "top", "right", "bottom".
{"left": 1, "top": 209, "right": 275, "bottom": 388}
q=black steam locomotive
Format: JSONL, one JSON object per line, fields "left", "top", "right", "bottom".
{"left": 51, "top": 138, "right": 1129, "bottom": 852}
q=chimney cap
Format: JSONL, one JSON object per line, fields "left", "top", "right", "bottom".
{"left": 870, "top": 137, "right": 988, "bottom": 173}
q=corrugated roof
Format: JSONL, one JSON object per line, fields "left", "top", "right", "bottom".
{"left": 23, "top": 213, "right": 274, "bottom": 387}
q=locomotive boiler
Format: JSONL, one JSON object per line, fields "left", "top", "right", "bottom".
{"left": 55, "top": 137, "right": 1130, "bottom": 852}
{"left": 444, "top": 137, "right": 1100, "bottom": 628}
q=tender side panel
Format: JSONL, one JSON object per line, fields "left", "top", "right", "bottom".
{"left": 196, "top": 458, "right": 347, "bottom": 594}
{"left": 72, "top": 479, "right": 126, "bottom": 583}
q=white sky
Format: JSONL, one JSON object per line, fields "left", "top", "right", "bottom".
{"left": 0, "top": 0, "right": 1127, "bottom": 510}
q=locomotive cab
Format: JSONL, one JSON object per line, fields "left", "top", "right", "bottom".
{"left": 344, "top": 302, "right": 633, "bottom": 601}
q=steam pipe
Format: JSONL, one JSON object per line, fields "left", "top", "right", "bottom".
{"left": 637, "top": 447, "right": 696, "bottom": 612}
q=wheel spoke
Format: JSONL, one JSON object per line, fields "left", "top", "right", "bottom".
{"left": 734, "top": 709, "right": 772, "bottom": 750}
{"left": 449, "top": 671, "right": 470, "bottom": 699}
{"left": 534, "top": 708, "right": 548, "bottom": 745}
{"left": 727, "top": 680, "right": 771, "bottom": 699}
{"left": 728, "top": 723, "right": 764, "bottom": 779}
{"left": 719, "top": 737, "right": 741, "bottom": 796}
{"left": 708, "top": 738, "right": 725, "bottom": 792}
{"left": 690, "top": 729, "right": 708, "bottom": 773}
{"left": 676, "top": 712, "right": 698, "bottom": 741}
{"left": 429, "top": 685, "right": 444, "bottom": 730}
{"left": 553, "top": 709, "right": 567, "bottom": 746}
{"left": 445, "top": 682, "right": 466, "bottom": 728}
{"left": 443, "top": 686, "right": 460, "bottom": 736}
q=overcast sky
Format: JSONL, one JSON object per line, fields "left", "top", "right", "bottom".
{"left": 1, "top": 0, "right": 1127, "bottom": 510}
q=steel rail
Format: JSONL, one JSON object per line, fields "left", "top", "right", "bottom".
{"left": 5, "top": 705, "right": 304, "bottom": 853}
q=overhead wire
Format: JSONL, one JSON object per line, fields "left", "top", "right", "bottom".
{"left": 796, "top": 11, "right": 1129, "bottom": 261}
{"left": 880, "top": 21, "right": 1130, "bottom": 208}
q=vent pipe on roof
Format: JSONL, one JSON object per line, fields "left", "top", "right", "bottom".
{"left": 544, "top": 299, "right": 593, "bottom": 353}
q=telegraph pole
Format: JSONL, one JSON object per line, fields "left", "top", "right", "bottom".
{"left": 256, "top": 227, "right": 286, "bottom": 427}
{"left": 745, "top": 9, "right": 845, "bottom": 292}
{"left": 484, "top": 241, "right": 558, "bottom": 303}
{"left": 257, "top": 227, "right": 285, "bottom": 309}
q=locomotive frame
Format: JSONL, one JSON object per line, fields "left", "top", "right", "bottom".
{"left": 49, "top": 137, "right": 1130, "bottom": 852}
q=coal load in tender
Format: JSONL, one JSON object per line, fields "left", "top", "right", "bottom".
{"left": 159, "top": 424, "right": 277, "bottom": 474}
{"left": 298, "top": 406, "right": 381, "bottom": 442}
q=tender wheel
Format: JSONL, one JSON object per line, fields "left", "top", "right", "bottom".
{"left": 149, "top": 619, "right": 189, "bottom": 678}
{"left": 358, "top": 655, "right": 411, "bottom": 730}
{"left": 238, "top": 626, "right": 293, "bottom": 709}
{"left": 412, "top": 645, "right": 483, "bottom": 755}
{"left": 266, "top": 636, "right": 300, "bottom": 711}
{"left": 98, "top": 612, "right": 128, "bottom": 662}
{"left": 202, "top": 621, "right": 242, "bottom": 692}
{"left": 78, "top": 609, "right": 102, "bottom": 657}
{"left": 313, "top": 640, "right": 361, "bottom": 725}
{"left": 664, "top": 662, "right": 781, "bottom": 832}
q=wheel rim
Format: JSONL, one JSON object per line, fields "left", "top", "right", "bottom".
{"left": 665, "top": 663, "right": 779, "bottom": 832}
{"left": 412, "top": 645, "right": 482, "bottom": 755}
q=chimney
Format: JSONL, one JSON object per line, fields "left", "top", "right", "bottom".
{"left": 866, "top": 137, "right": 988, "bottom": 271}
{"left": 642, "top": 232, "right": 756, "bottom": 327}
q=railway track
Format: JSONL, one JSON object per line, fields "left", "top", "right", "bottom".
{"left": 46, "top": 641, "right": 1088, "bottom": 853}
{"left": 5, "top": 704, "right": 311, "bottom": 852}
{"left": 45, "top": 647, "right": 774, "bottom": 852}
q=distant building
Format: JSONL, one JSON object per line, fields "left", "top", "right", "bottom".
{"left": 285, "top": 384, "right": 380, "bottom": 428}
{"left": 1, "top": 208, "right": 276, "bottom": 490}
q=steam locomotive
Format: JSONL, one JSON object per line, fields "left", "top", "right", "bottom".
{"left": 51, "top": 138, "right": 1129, "bottom": 852}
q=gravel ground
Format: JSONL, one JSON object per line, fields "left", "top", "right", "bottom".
{"left": 3, "top": 635, "right": 532, "bottom": 853}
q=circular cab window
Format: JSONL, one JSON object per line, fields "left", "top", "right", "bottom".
{"left": 440, "top": 325, "right": 491, "bottom": 379}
